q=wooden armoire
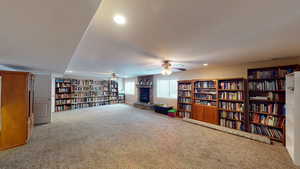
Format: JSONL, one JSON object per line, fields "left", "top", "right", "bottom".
{"left": 0, "top": 71, "right": 34, "bottom": 150}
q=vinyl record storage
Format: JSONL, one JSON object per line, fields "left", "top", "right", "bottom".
{"left": 55, "top": 78, "right": 120, "bottom": 112}
{"left": 177, "top": 65, "right": 300, "bottom": 144}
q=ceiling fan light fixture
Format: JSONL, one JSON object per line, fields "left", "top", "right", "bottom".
{"left": 111, "top": 73, "right": 117, "bottom": 81}
{"left": 203, "top": 63, "right": 208, "bottom": 66}
{"left": 161, "top": 68, "right": 172, "bottom": 76}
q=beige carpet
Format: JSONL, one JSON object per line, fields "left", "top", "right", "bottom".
{"left": 0, "top": 104, "right": 298, "bottom": 169}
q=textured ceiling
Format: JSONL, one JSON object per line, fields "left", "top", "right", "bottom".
{"left": 0, "top": 0, "right": 101, "bottom": 73}
{"left": 67, "top": 0, "right": 300, "bottom": 77}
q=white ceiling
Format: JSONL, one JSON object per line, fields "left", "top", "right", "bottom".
{"left": 67, "top": 0, "right": 300, "bottom": 77}
{"left": 1, "top": 0, "right": 300, "bottom": 77}
{"left": 0, "top": 0, "right": 101, "bottom": 73}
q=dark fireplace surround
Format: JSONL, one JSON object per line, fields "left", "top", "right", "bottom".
{"left": 136, "top": 75, "right": 153, "bottom": 105}
{"left": 139, "top": 88, "right": 150, "bottom": 103}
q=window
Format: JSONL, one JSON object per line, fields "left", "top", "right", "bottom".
{"left": 125, "top": 81, "right": 135, "bottom": 95}
{"left": 157, "top": 79, "right": 178, "bottom": 98}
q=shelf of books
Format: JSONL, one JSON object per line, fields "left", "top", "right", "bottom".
{"left": 55, "top": 78, "right": 118, "bottom": 112}
{"left": 177, "top": 80, "right": 192, "bottom": 118}
{"left": 109, "top": 80, "right": 119, "bottom": 104}
{"left": 218, "top": 78, "right": 246, "bottom": 131}
{"left": 194, "top": 80, "right": 217, "bottom": 106}
{"left": 247, "top": 65, "right": 300, "bottom": 143}
{"left": 55, "top": 79, "right": 72, "bottom": 112}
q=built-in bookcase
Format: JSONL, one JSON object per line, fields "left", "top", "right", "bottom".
{"left": 110, "top": 80, "right": 119, "bottom": 104}
{"left": 247, "top": 65, "right": 299, "bottom": 144}
{"left": 177, "top": 80, "right": 192, "bottom": 118}
{"left": 55, "top": 79, "right": 72, "bottom": 112}
{"left": 55, "top": 78, "right": 119, "bottom": 112}
{"left": 194, "top": 80, "right": 217, "bottom": 106}
{"left": 218, "top": 78, "right": 247, "bottom": 131}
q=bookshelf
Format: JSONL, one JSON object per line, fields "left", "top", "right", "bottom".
{"left": 247, "top": 65, "right": 300, "bottom": 144}
{"left": 194, "top": 80, "right": 217, "bottom": 106}
{"left": 110, "top": 80, "right": 119, "bottom": 104}
{"left": 55, "top": 79, "right": 72, "bottom": 112}
{"left": 177, "top": 80, "right": 192, "bottom": 118}
{"left": 218, "top": 78, "right": 246, "bottom": 131}
{"left": 55, "top": 78, "right": 119, "bottom": 112}
{"left": 192, "top": 80, "right": 219, "bottom": 125}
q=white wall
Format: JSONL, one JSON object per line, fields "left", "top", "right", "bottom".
{"left": 124, "top": 77, "right": 138, "bottom": 105}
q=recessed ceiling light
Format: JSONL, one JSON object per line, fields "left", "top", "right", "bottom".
{"left": 203, "top": 63, "right": 208, "bottom": 66}
{"left": 113, "top": 15, "right": 126, "bottom": 25}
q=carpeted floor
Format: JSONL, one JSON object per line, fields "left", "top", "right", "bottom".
{"left": 0, "top": 104, "right": 298, "bottom": 169}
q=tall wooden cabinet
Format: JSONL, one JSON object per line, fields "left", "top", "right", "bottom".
{"left": 0, "top": 71, "right": 34, "bottom": 151}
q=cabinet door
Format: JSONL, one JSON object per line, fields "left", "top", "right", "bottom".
{"left": 192, "top": 104, "right": 205, "bottom": 121}
{"left": 204, "top": 106, "right": 219, "bottom": 125}
{"left": 0, "top": 72, "right": 28, "bottom": 150}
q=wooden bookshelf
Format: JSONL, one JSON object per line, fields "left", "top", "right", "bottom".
{"left": 218, "top": 78, "right": 247, "bottom": 131}
{"left": 247, "top": 65, "right": 300, "bottom": 144}
{"left": 191, "top": 80, "right": 219, "bottom": 125}
{"left": 193, "top": 80, "right": 217, "bottom": 106}
{"left": 177, "top": 80, "right": 193, "bottom": 118}
{"left": 55, "top": 79, "right": 119, "bottom": 112}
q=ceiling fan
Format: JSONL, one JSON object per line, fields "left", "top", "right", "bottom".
{"left": 161, "top": 60, "right": 187, "bottom": 75}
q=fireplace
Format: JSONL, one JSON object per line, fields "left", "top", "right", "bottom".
{"left": 140, "top": 88, "right": 150, "bottom": 103}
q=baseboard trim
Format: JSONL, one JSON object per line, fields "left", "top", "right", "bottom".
{"left": 183, "top": 118, "right": 271, "bottom": 144}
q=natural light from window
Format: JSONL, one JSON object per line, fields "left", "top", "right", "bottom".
{"left": 125, "top": 81, "right": 135, "bottom": 95}
{"left": 157, "top": 79, "right": 177, "bottom": 98}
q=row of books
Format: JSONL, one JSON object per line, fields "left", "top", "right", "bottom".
{"left": 251, "top": 114, "right": 284, "bottom": 128}
{"left": 56, "top": 88, "right": 70, "bottom": 93}
{"left": 195, "top": 94, "right": 216, "bottom": 100}
{"left": 194, "top": 88, "right": 217, "bottom": 94}
{"left": 56, "top": 82, "right": 71, "bottom": 88}
{"left": 56, "top": 94, "right": 72, "bottom": 99}
{"left": 248, "top": 80, "right": 285, "bottom": 91}
{"left": 178, "top": 91, "right": 192, "bottom": 97}
{"left": 219, "top": 102, "right": 244, "bottom": 112}
{"left": 219, "top": 92, "right": 243, "bottom": 101}
{"left": 178, "top": 112, "right": 191, "bottom": 118}
{"left": 249, "top": 92, "right": 283, "bottom": 102}
{"left": 55, "top": 79, "right": 71, "bottom": 83}
{"left": 220, "top": 119, "right": 244, "bottom": 131}
{"left": 220, "top": 111, "right": 244, "bottom": 121}
{"left": 178, "top": 84, "right": 192, "bottom": 90}
{"left": 219, "top": 81, "right": 243, "bottom": 90}
{"left": 249, "top": 103, "right": 282, "bottom": 115}
{"left": 71, "top": 93, "right": 109, "bottom": 98}
{"left": 250, "top": 124, "right": 283, "bottom": 140}
{"left": 178, "top": 97, "right": 192, "bottom": 103}
{"left": 179, "top": 104, "right": 192, "bottom": 111}
{"left": 195, "top": 100, "right": 217, "bottom": 106}
{"left": 55, "top": 105, "right": 71, "bottom": 112}
{"left": 71, "top": 79, "right": 97, "bottom": 86}
{"left": 195, "top": 81, "right": 215, "bottom": 88}
{"left": 56, "top": 99, "right": 71, "bottom": 105}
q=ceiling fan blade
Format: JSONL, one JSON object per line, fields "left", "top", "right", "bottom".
{"left": 172, "top": 67, "right": 187, "bottom": 71}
